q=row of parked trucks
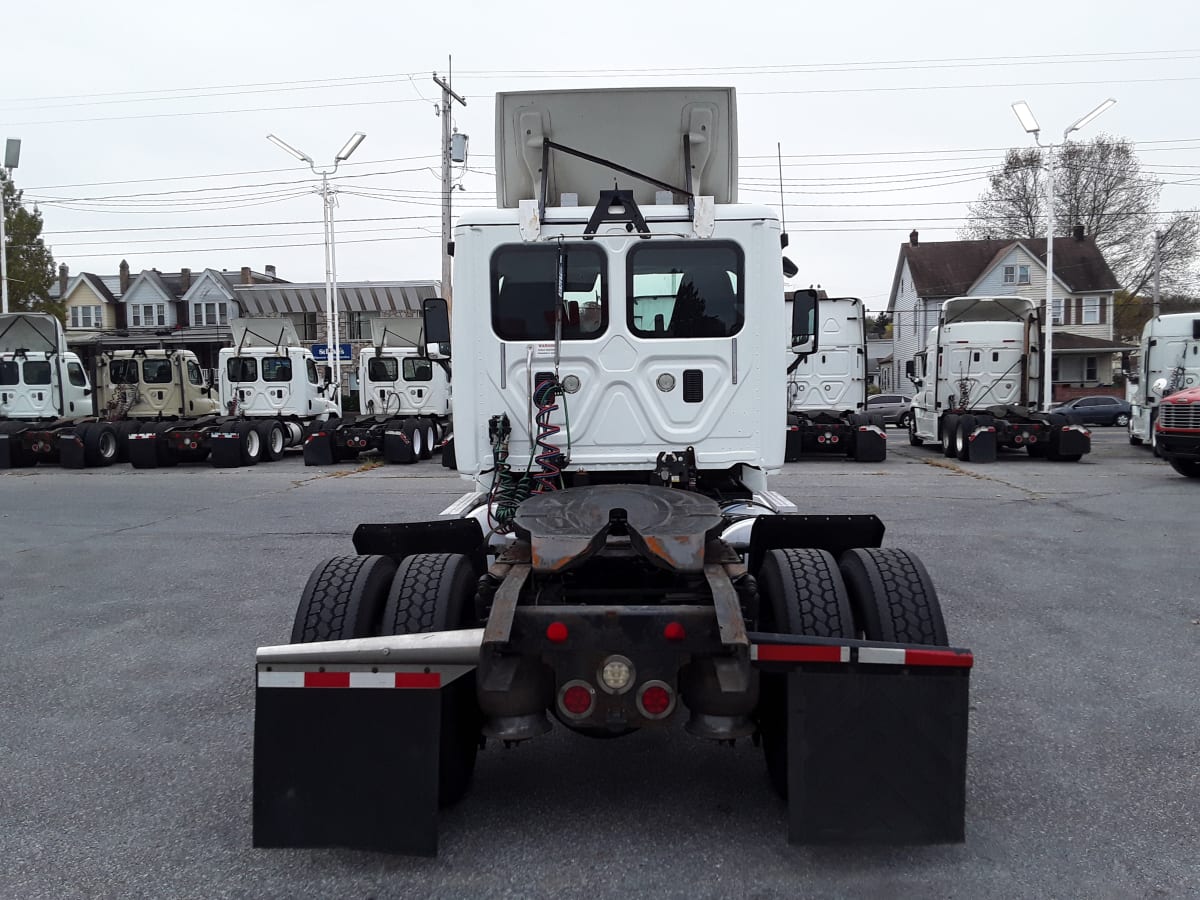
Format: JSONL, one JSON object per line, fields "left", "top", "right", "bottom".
{"left": 0, "top": 314, "right": 451, "bottom": 469}
{"left": 1128, "top": 311, "right": 1200, "bottom": 478}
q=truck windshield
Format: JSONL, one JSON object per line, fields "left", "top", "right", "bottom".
{"left": 367, "top": 357, "right": 398, "bottom": 382}
{"left": 143, "top": 359, "right": 173, "bottom": 384}
{"left": 0, "top": 361, "right": 17, "bottom": 385}
{"left": 226, "top": 357, "right": 258, "bottom": 382}
{"left": 262, "top": 357, "right": 292, "bottom": 383}
{"left": 627, "top": 242, "right": 743, "bottom": 338}
{"left": 491, "top": 244, "right": 606, "bottom": 341}
{"left": 402, "top": 358, "right": 433, "bottom": 382}
{"left": 23, "top": 361, "right": 52, "bottom": 385}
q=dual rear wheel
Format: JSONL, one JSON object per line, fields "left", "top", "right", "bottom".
{"left": 291, "top": 552, "right": 481, "bottom": 806}
{"left": 756, "top": 546, "right": 947, "bottom": 798}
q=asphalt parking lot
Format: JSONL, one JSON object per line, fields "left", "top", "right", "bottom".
{"left": 2, "top": 427, "right": 1197, "bottom": 899}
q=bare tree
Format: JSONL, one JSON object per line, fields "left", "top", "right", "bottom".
{"left": 959, "top": 136, "right": 1198, "bottom": 297}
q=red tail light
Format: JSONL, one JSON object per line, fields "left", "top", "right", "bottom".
{"left": 663, "top": 621, "right": 686, "bottom": 642}
{"left": 558, "top": 680, "right": 595, "bottom": 719}
{"left": 637, "top": 681, "right": 675, "bottom": 719}
{"left": 546, "top": 621, "right": 569, "bottom": 643}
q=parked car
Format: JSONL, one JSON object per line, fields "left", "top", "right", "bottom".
{"left": 866, "top": 393, "right": 913, "bottom": 426}
{"left": 1050, "top": 395, "right": 1132, "bottom": 426}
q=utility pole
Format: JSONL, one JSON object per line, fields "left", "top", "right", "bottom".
{"left": 1, "top": 138, "right": 21, "bottom": 315}
{"left": 433, "top": 71, "right": 466, "bottom": 306}
{"left": 1152, "top": 230, "right": 1162, "bottom": 318}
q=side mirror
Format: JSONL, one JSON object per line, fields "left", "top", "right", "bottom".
{"left": 423, "top": 297, "right": 451, "bottom": 359}
{"left": 905, "top": 360, "right": 915, "bottom": 378}
{"left": 83, "top": 387, "right": 93, "bottom": 396}
{"left": 789, "top": 289, "right": 818, "bottom": 355}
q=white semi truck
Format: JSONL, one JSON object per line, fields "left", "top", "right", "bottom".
{"left": 906, "top": 296, "right": 1091, "bottom": 462}
{"left": 784, "top": 291, "right": 886, "bottom": 462}
{"left": 1127, "top": 311, "right": 1200, "bottom": 453}
{"left": 303, "top": 317, "right": 451, "bottom": 465}
{"left": 252, "top": 87, "right": 973, "bottom": 855}
{"left": 0, "top": 312, "right": 219, "bottom": 468}
{"left": 127, "top": 319, "right": 339, "bottom": 468}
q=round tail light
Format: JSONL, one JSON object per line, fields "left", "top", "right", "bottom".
{"left": 637, "top": 680, "right": 675, "bottom": 719}
{"left": 558, "top": 680, "right": 595, "bottom": 719}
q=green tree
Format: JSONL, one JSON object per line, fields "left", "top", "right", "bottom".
{"left": 959, "top": 136, "right": 1199, "bottom": 299}
{"left": 2, "top": 169, "right": 60, "bottom": 318}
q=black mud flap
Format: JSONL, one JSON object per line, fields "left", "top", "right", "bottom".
{"left": 784, "top": 428, "right": 803, "bottom": 462}
{"left": 303, "top": 431, "right": 334, "bottom": 466}
{"left": 253, "top": 665, "right": 473, "bottom": 855}
{"left": 126, "top": 434, "right": 160, "bottom": 469}
{"left": 383, "top": 428, "right": 415, "bottom": 464}
{"left": 353, "top": 518, "right": 486, "bottom": 571}
{"left": 852, "top": 427, "right": 887, "bottom": 463}
{"left": 210, "top": 432, "right": 243, "bottom": 468}
{"left": 1053, "top": 428, "right": 1090, "bottom": 458}
{"left": 968, "top": 428, "right": 997, "bottom": 463}
{"left": 752, "top": 635, "right": 971, "bottom": 844}
{"left": 0, "top": 432, "right": 13, "bottom": 468}
{"left": 59, "top": 431, "right": 87, "bottom": 468}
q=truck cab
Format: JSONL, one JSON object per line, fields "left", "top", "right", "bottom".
{"left": 219, "top": 319, "right": 338, "bottom": 419}
{"left": 0, "top": 313, "right": 92, "bottom": 421}
{"left": 358, "top": 316, "right": 451, "bottom": 419}
{"left": 1128, "top": 312, "right": 1200, "bottom": 449}
{"left": 96, "top": 349, "right": 220, "bottom": 419}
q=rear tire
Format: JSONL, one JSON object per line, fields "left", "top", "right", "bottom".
{"left": 257, "top": 420, "right": 286, "bottom": 462}
{"left": 382, "top": 553, "right": 482, "bottom": 807}
{"left": 756, "top": 548, "right": 856, "bottom": 800}
{"left": 955, "top": 414, "right": 977, "bottom": 462}
{"left": 83, "top": 422, "right": 119, "bottom": 467}
{"left": 941, "top": 414, "right": 959, "bottom": 457}
{"left": 403, "top": 419, "right": 422, "bottom": 464}
{"left": 839, "top": 548, "right": 947, "bottom": 646}
{"left": 237, "top": 421, "right": 262, "bottom": 466}
{"left": 290, "top": 555, "right": 396, "bottom": 643}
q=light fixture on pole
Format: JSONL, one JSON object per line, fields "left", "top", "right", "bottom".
{"left": 1011, "top": 99, "right": 1115, "bottom": 410}
{"left": 266, "top": 131, "right": 366, "bottom": 412}
{"left": 1, "top": 137, "right": 22, "bottom": 315}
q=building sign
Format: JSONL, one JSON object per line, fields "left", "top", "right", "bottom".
{"left": 312, "top": 343, "right": 352, "bottom": 362}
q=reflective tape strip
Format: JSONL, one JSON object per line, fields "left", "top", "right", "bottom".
{"left": 750, "top": 644, "right": 973, "bottom": 669}
{"left": 212, "top": 432, "right": 239, "bottom": 440}
{"left": 858, "top": 647, "right": 907, "bottom": 665}
{"left": 751, "top": 644, "right": 850, "bottom": 663}
{"left": 257, "top": 665, "right": 469, "bottom": 689}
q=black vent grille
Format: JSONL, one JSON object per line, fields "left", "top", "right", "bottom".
{"left": 682, "top": 370, "right": 704, "bottom": 403}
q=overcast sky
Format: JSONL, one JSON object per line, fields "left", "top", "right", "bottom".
{"left": 4, "top": 1, "right": 1198, "bottom": 311}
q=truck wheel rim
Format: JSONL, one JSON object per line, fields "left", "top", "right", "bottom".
{"left": 247, "top": 431, "right": 261, "bottom": 456}
{"left": 99, "top": 432, "right": 117, "bottom": 459}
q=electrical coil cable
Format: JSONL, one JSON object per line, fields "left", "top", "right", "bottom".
{"left": 531, "top": 375, "right": 566, "bottom": 494}
{"left": 487, "top": 414, "right": 530, "bottom": 534}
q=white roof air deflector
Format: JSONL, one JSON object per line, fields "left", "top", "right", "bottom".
{"left": 370, "top": 316, "right": 425, "bottom": 349}
{"left": 0, "top": 313, "right": 68, "bottom": 356}
{"left": 495, "top": 87, "right": 737, "bottom": 210}
{"left": 231, "top": 317, "right": 301, "bottom": 349}
{"left": 943, "top": 296, "right": 1037, "bottom": 325}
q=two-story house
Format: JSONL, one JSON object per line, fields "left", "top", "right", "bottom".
{"left": 887, "top": 228, "right": 1128, "bottom": 403}
{"left": 55, "top": 261, "right": 286, "bottom": 371}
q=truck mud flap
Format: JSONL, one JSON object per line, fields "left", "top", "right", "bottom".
{"left": 210, "top": 432, "right": 244, "bottom": 468}
{"left": 784, "top": 428, "right": 803, "bottom": 462}
{"left": 851, "top": 426, "right": 887, "bottom": 463}
{"left": 253, "top": 664, "right": 474, "bottom": 855}
{"left": 1053, "top": 427, "right": 1090, "bottom": 457}
{"left": 303, "top": 431, "right": 334, "bottom": 466}
{"left": 383, "top": 428, "right": 416, "bottom": 464}
{"left": 0, "top": 432, "right": 15, "bottom": 468}
{"left": 752, "top": 635, "right": 971, "bottom": 844}
{"left": 58, "top": 430, "right": 87, "bottom": 468}
{"left": 126, "top": 433, "right": 161, "bottom": 469}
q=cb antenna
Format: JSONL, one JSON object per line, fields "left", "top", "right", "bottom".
{"left": 777, "top": 142, "right": 787, "bottom": 232}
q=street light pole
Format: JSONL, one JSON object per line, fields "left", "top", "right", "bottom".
{"left": 1, "top": 137, "right": 21, "bottom": 315}
{"left": 1011, "top": 99, "right": 1115, "bottom": 410}
{"left": 266, "top": 131, "right": 366, "bottom": 412}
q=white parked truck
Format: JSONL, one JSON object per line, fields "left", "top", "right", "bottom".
{"left": 128, "top": 318, "right": 338, "bottom": 468}
{"left": 303, "top": 317, "right": 451, "bottom": 465}
{"left": 252, "top": 87, "right": 973, "bottom": 855}
{"left": 784, "top": 291, "right": 886, "bottom": 462}
{"left": 0, "top": 312, "right": 218, "bottom": 468}
{"left": 1127, "top": 311, "right": 1200, "bottom": 453}
{"left": 906, "top": 296, "right": 1091, "bottom": 462}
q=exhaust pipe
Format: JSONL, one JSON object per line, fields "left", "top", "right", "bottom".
{"left": 256, "top": 628, "right": 484, "bottom": 666}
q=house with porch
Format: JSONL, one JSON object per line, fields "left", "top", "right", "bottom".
{"left": 886, "top": 228, "right": 1128, "bottom": 404}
